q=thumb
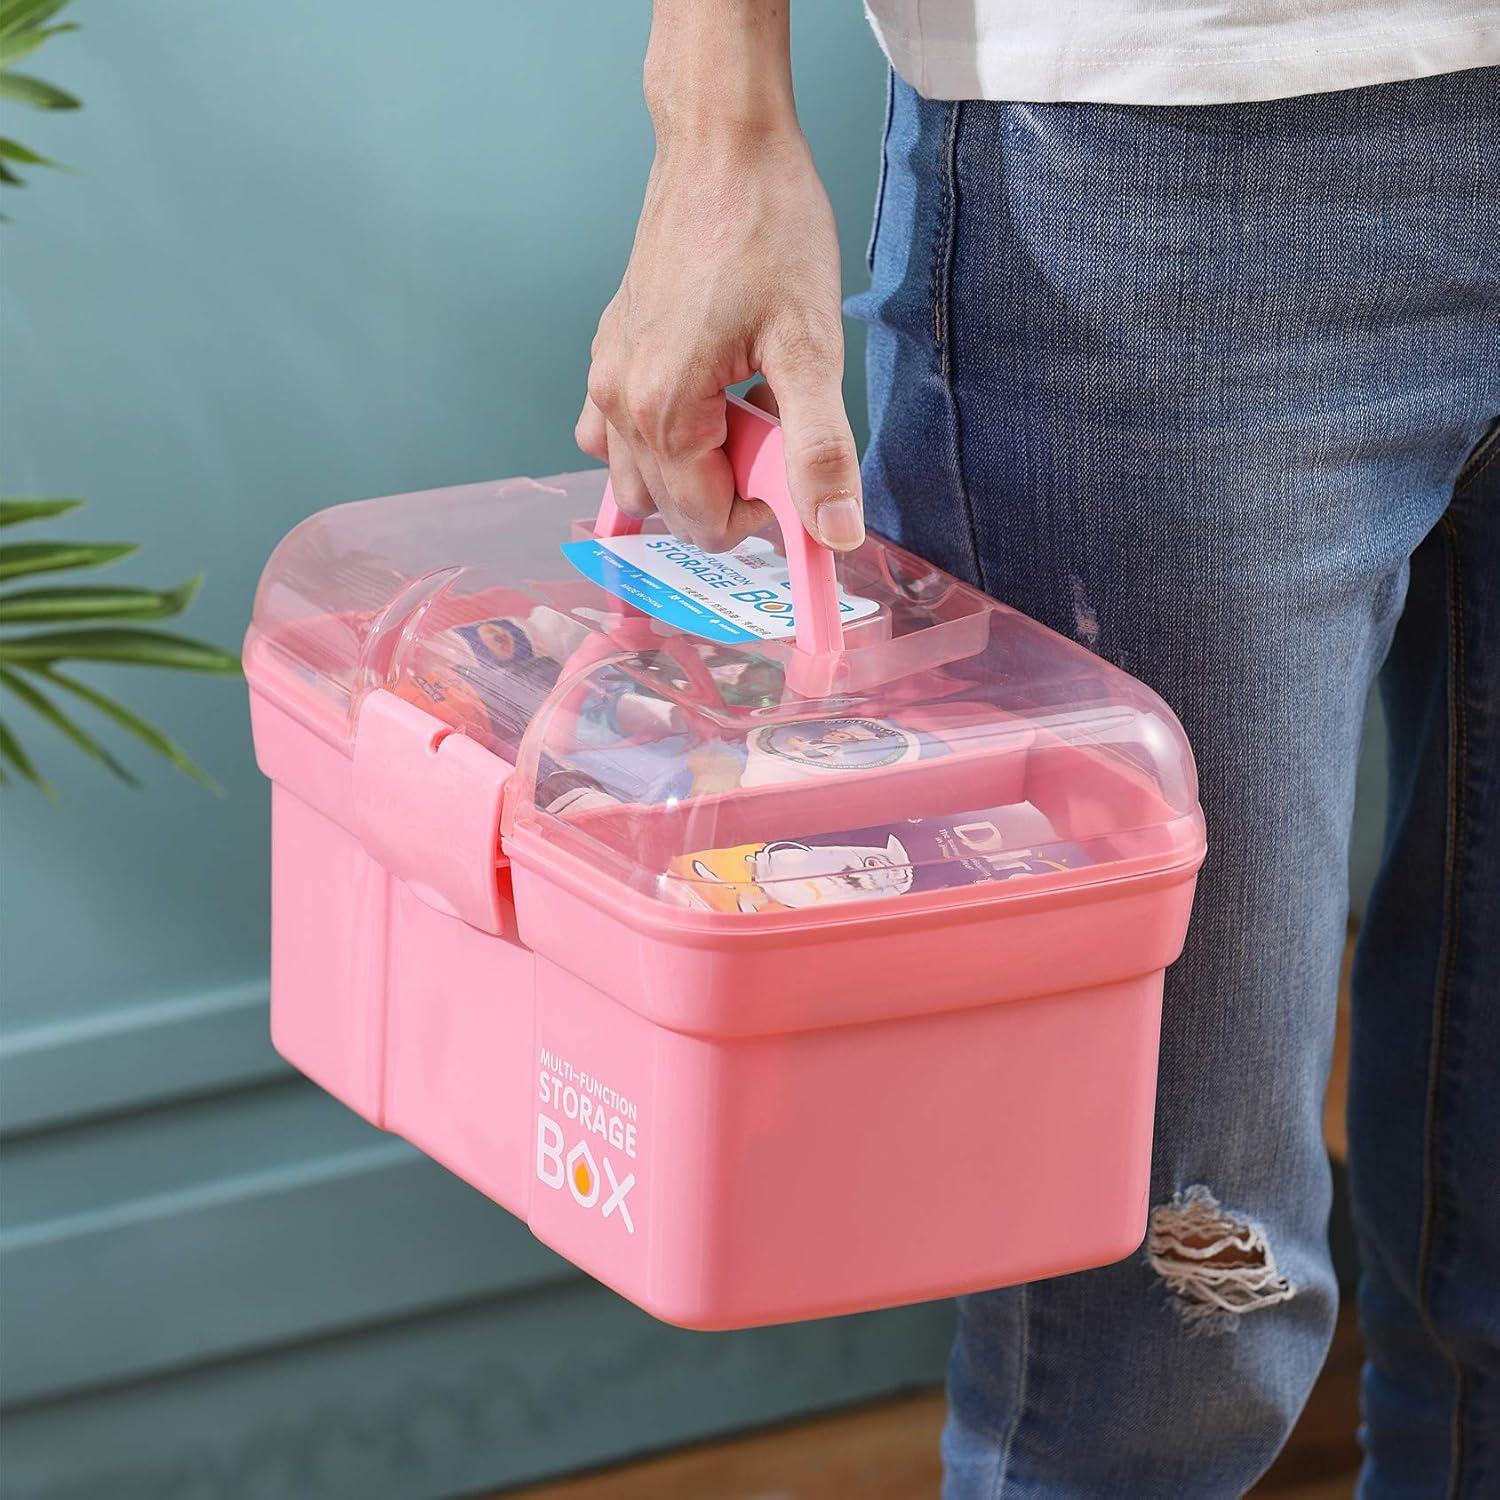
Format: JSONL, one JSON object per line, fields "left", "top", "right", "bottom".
{"left": 761, "top": 339, "right": 865, "bottom": 552}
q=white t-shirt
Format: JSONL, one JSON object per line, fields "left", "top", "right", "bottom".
{"left": 864, "top": 0, "right": 1500, "bottom": 104}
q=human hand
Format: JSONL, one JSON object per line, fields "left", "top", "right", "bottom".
{"left": 576, "top": 2, "right": 863, "bottom": 554}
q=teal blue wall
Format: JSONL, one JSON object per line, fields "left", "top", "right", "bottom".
{"left": 1, "top": 6, "right": 961, "bottom": 1497}
{"left": 1, "top": 0, "right": 894, "bottom": 1021}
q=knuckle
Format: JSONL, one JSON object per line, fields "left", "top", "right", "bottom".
{"left": 687, "top": 520, "right": 733, "bottom": 553}
{"left": 613, "top": 351, "right": 729, "bottom": 456}
{"left": 614, "top": 487, "right": 654, "bottom": 518}
{"left": 772, "top": 316, "right": 843, "bottom": 371}
{"left": 586, "top": 366, "right": 621, "bottom": 419}
{"left": 670, "top": 501, "right": 731, "bottom": 553}
{"left": 625, "top": 374, "right": 680, "bottom": 441}
{"left": 625, "top": 388, "right": 661, "bottom": 436}
{"left": 791, "top": 430, "right": 858, "bottom": 481}
{"left": 574, "top": 416, "right": 605, "bottom": 458}
{"left": 654, "top": 422, "right": 694, "bottom": 461}
{"left": 590, "top": 297, "right": 620, "bottom": 359}
{"left": 657, "top": 407, "right": 720, "bottom": 461}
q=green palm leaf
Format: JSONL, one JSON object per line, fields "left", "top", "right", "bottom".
{"left": 0, "top": 662, "right": 135, "bottom": 782}
{"left": 0, "top": 4, "right": 237, "bottom": 796}
{"left": 33, "top": 663, "right": 219, "bottom": 789}
{"left": 0, "top": 134, "right": 69, "bottom": 181}
{"left": 0, "top": 539, "right": 137, "bottom": 579}
{"left": 0, "top": 0, "right": 71, "bottom": 36}
{"left": 0, "top": 70, "right": 77, "bottom": 109}
{"left": 0, "top": 625, "right": 242, "bottom": 673}
{"left": 0, "top": 573, "right": 203, "bottom": 624}
{"left": 0, "top": 712, "right": 52, "bottom": 796}
{"left": 0, "top": 136, "right": 57, "bottom": 166}
{"left": 0, "top": 500, "right": 238, "bottom": 792}
{"left": 0, "top": 19, "right": 72, "bottom": 68}
{"left": 0, "top": 497, "right": 83, "bottom": 526}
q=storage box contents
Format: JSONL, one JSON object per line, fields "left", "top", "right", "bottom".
{"left": 246, "top": 393, "right": 1205, "bottom": 1330}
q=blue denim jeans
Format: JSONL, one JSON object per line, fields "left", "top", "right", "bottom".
{"left": 848, "top": 67, "right": 1500, "bottom": 1498}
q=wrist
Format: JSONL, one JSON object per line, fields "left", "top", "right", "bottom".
{"left": 648, "top": 93, "right": 804, "bottom": 157}
{"left": 644, "top": 1, "right": 798, "bottom": 146}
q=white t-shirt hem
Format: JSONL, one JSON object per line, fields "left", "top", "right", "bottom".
{"left": 865, "top": 8, "right": 1500, "bottom": 104}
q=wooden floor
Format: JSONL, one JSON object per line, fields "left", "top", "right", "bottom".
{"left": 504, "top": 938, "right": 1362, "bottom": 1500}
{"left": 503, "top": 1301, "right": 1361, "bottom": 1500}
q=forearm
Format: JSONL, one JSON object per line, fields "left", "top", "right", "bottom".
{"left": 644, "top": 0, "right": 799, "bottom": 145}
{"left": 580, "top": 0, "right": 863, "bottom": 554}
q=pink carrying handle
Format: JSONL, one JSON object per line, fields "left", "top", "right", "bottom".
{"left": 594, "top": 391, "right": 845, "bottom": 657}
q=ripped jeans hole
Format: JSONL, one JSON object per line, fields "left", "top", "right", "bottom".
{"left": 1069, "top": 574, "right": 1100, "bottom": 649}
{"left": 1145, "top": 1184, "right": 1297, "bottom": 1334}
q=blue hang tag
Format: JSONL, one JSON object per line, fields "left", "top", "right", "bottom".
{"left": 562, "top": 533, "right": 878, "bottom": 645}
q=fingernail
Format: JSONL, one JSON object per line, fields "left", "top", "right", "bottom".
{"left": 815, "top": 496, "right": 865, "bottom": 550}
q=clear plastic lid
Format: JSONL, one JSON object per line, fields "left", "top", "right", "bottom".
{"left": 247, "top": 402, "right": 1202, "bottom": 916}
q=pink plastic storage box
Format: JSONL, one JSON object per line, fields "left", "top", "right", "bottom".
{"left": 246, "top": 395, "right": 1205, "bottom": 1330}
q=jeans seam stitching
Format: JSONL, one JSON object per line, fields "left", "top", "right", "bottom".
{"left": 866, "top": 68, "right": 895, "bottom": 274}
{"left": 989, "top": 1282, "right": 1031, "bottom": 1499}
{"left": 931, "top": 101, "right": 954, "bottom": 357}
{"left": 1451, "top": 418, "right": 1500, "bottom": 496}
{"left": 1415, "top": 509, "right": 1468, "bottom": 1500}
{"left": 932, "top": 100, "right": 984, "bottom": 590}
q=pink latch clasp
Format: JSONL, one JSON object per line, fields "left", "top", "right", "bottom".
{"left": 352, "top": 689, "right": 513, "bottom": 934}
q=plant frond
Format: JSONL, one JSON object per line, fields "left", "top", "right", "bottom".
{"left": 0, "top": 19, "right": 74, "bottom": 69}
{"left": 0, "top": 69, "right": 79, "bottom": 110}
{"left": 0, "top": 539, "right": 136, "bottom": 580}
{"left": 35, "top": 663, "right": 219, "bottom": 790}
{"left": 0, "top": 0, "right": 72, "bottom": 39}
{"left": 0, "top": 625, "right": 242, "bottom": 674}
{"left": 0, "top": 497, "right": 84, "bottom": 526}
{"left": 0, "top": 574, "right": 204, "bottom": 624}
{"left": 0, "top": 661, "right": 135, "bottom": 782}
{"left": 0, "top": 711, "right": 54, "bottom": 797}
{"left": 0, "top": 134, "right": 62, "bottom": 171}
